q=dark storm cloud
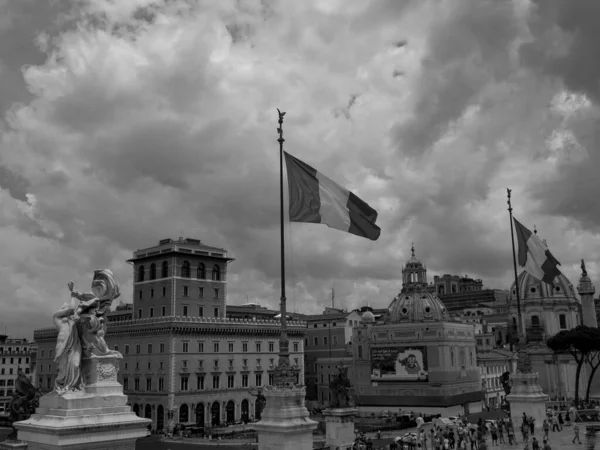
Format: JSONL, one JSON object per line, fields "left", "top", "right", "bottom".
{"left": 0, "top": 164, "right": 30, "bottom": 201}
{"left": 520, "top": 0, "right": 600, "bottom": 103}
{"left": 392, "top": 0, "right": 518, "bottom": 156}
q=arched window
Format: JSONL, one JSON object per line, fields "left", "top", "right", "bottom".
{"left": 149, "top": 263, "right": 156, "bottom": 280}
{"left": 197, "top": 263, "right": 206, "bottom": 279}
{"left": 450, "top": 347, "right": 455, "bottom": 366}
{"left": 531, "top": 315, "right": 540, "bottom": 327}
{"left": 195, "top": 403, "right": 205, "bottom": 426}
{"left": 438, "top": 285, "right": 445, "bottom": 295}
{"left": 181, "top": 261, "right": 190, "bottom": 278}
{"left": 138, "top": 266, "right": 145, "bottom": 282}
{"left": 133, "top": 404, "right": 140, "bottom": 416}
{"left": 144, "top": 404, "right": 152, "bottom": 419}
{"left": 212, "top": 265, "right": 221, "bottom": 281}
{"left": 161, "top": 261, "right": 169, "bottom": 278}
{"left": 451, "top": 284, "right": 457, "bottom": 293}
{"left": 179, "top": 403, "right": 189, "bottom": 423}
{"left": 226, "top": 400, "right": 235, "bottom": 423}
{"left": 241, "top": 399, "right": 249, "bottom": 423}
{"left": 211, "top": 402, "right": 220, "bottom": 426}
{"left": 459, "top": 349, "right": 466, "bottom": 367}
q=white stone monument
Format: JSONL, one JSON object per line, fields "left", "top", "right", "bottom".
{"left": 11, "top": 270, "right": 150, "bottom": 449}
{"left": 506, "top": 350, "right": 548, "bottom": 431}
{"left": 323, "top": 408, "right": 358, "bottom": 450}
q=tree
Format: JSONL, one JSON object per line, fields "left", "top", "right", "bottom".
{"left": 547, "top": 325, "right": 600, "bottom": 404}
{"left": 585, "top": 350, "right": 600, "bottom": 402}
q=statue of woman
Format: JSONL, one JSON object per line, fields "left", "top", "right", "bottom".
{"left": 53, "top": 296, "right": 84, "bottom": 395}
{"left": 69, "top": 269, "right": 122, "bottom": 358}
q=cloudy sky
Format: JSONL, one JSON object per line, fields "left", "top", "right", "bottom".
{"left": 1, "top": 0, "right": 599, "bottom": 338}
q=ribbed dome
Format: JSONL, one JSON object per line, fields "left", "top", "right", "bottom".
{"left": 509, "top": 270, "right": 577, "bottom": 304}
{"left": 388, "top": 291, "right": 450, "bottom": 323}
{"left": 362, "top": 311, "right": 375, "bottom": 323}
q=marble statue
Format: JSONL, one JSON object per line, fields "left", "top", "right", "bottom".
{"left": 52, "top": 269, "right": 122, "bottom": 395}
{"left": 329, "top": 366, "right": 354, "bottom": 408}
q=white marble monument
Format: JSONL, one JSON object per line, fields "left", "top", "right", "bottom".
{"left": 12, "top": 270, "right": 150, "bottom": 450}
{"left": 323, "top": 408, "right": 358, "bottom": 450}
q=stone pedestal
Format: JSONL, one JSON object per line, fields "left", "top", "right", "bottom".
{"left": 254, "top": 385, "right": 318, "bottom": 450}
{"left": 0, "top": 441, "right": 28, "bottom": 449}
{"left": 323, "top": 408, "right": 358, "bottom": 450}
{"left": 506, "top": 372, "right": 548, "bottom": 430}
{"left": 13, "top": 355, "right": 150, "bottom": 450}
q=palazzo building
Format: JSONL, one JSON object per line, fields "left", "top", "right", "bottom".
{"left": 350, "top": 247, "right": 483, "bottom": 415}
{"left": 0, "top": 336, "right": 35, "bottom": 413}
{"left": 34, "top": 237, "right": 306, "bottom": 432}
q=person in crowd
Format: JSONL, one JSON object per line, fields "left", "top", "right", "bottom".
{"left": 572, "top": 423, "right": 582, "bottom": 444}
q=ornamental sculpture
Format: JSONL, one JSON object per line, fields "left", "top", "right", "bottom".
{"left": 6, "top": 368, "right": 43, "bottom": 440}
{"left": 329, "top": 366, "right": 354, "bottom": 408}
{"left": 53, "top": 269, "right": 122, "bottom": 395}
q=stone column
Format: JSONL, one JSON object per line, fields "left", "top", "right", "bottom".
{"left": 323, "top": 408, "right": 358, "bottom": 450}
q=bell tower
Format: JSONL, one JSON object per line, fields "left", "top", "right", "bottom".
{"left": 578, "top": 259, "right": 597, "bottom": 328}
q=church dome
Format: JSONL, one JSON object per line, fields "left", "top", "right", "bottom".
{"left": 509, "top": 270, "right": 577, "bottom": 304}
{"left": 388, "top": 291, "right": 450, "bottom": 323}
{"left": 361, "top": 311, "right": 375, "bottom": 323}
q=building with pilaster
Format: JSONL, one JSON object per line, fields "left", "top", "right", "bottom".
{"left": 0, "top": 336, "right": 35, "bottom": 413}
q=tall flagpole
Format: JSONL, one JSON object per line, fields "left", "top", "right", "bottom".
{"left": 507, "top": 188, "right": 525, "bottom": 343}
{"left": 277, "top": 109, "right": 290, "bottom": 375}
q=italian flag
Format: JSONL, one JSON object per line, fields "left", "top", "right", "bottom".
{"left": 284, "top": 151, "right": 381, "bottom": 241}
{"left": 514, "top": 218, "right": 561, "bottom": 285}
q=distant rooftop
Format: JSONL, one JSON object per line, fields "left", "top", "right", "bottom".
{"left": 128, "top": 237, "right": 233, "bottom": 262}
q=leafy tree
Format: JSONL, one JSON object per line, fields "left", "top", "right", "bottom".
{"left": 585, "top": 350, "right": 600, "bottom": 402}
{"left": 547, "top": 325, "right": 600, "bottom": 404}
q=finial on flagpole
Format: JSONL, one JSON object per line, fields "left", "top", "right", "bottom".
{"left": 411, "top": 242, "right": 415, "bottom": 258}
{"left": 533, "top": 225, "right": 537, "bottom": 235}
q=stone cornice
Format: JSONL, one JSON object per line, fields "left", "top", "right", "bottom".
{"left": 35, "top": 316, "right": 307, "bottom": 341}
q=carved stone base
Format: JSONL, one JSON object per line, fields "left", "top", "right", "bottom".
{"left": 13, "top": 355, "right": 150, "bottom": 450}
{"left": 254, "top": 385, "right": 317, "bottom": 450}
{"left": 323, "top": 408, "right": 358, "bottom": 450}
{"left": 506, "top": 372, "right": 548, "bottom": 430}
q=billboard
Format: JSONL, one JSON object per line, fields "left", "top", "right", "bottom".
{"left": 370, "top": 346, "right": 428, "bottom": 382}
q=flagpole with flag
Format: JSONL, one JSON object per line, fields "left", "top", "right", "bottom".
{"left": 507, "top": 188, "right": 525, "bottom": 342}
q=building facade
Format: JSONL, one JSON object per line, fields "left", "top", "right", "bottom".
{"left": 0, "top": 336, "right": 35, "bottom": 413}
{"left": 34, "top": 237, "right": 306, "bottom": 433}
{"left": 350, "top": 249, "right": 483, "bottom": 415}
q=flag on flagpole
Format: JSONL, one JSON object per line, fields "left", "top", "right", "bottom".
{"left": 513, "top": 218, "right": 561, "bottom": 285}
{"left": 284, "top": 151, "right": 381, "bottom": 241}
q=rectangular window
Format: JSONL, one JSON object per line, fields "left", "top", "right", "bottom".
{"left": 212, "top": 375, "right": 220, "bottom": 389}
{"left": 160, "top": 343, "right": 165, "bottom": 353}
{"left": 150, "top": 288, "right": 154, "bottom": 298}
{"left": 269, "top": 373, "right": 274, "bottom": 385}
{"left": 198, "top": 342, "right": 205, "bottom": 353}
{"left": 214, "top": 288, "right": 219, "bottom": 299}
{"left": 228, "top": 342, "right": 234, "bottom": 353}
{"left": 148, "top": 344, "right": 153, "bottom": 354}
{"left": 559, "top": 315, "right": 567, "bottom": 329}
{"left": 313, "top": 337, "right": 318, "bottom": 346}
{"left": 149, "top": 307, "right": 154, "bottom": 318}
{"left": 136, "top": 344, "right": 141, "bottom": 354}
{"left": 255, "top": 373, "right": 262, "bottom": 386}
{"left": 214, "top": 360, "right": 219, "bottom": 369}
{"left": 199, "top": 287, "right": 204, "bottom": 298}
{"left": 139, "top": 291, "right": 142, "bottom": 300}
{"left": 162, "top": 286, "right": 166, "bottom": 297}
{"left": 180, "top": 376, "right": 189, "bottom": 391}
{"left": 198, "top": 306, "right": 204, "bottom": 317}
{"left": 293, "top": 342, "right": 299, "bottom": 352}
{"left": 268, "top": 342, "right": 275, "bottom": 352}
{"left": 197, "top": 375, "right": 204, "bottom": 390}
{"left": 161, "top": 306, "right": 166, "bottom": 316}
{"left": 242, "top": 374, "right": 248, "bottom": 388}
{"left": 183, "top": 360, "right": 188, "bottom": 368}
{"left": 242, "top": 342, "right": 248, "bottom": 353}
{"left": 183, "top": 305, "right": 189, "bottom": 317}
{"left": 256, "top": 342, "right": 262, "bottom": 352}
{"left": 158, "top": 377, "right": 164, "bottom": 391}
{"left": 146, "top": 377, "right": 152, "bottom": 391}
{"left": 137, "top": 309, "right": 142, "bottom": 319}
{"left": 324, "top": 337, "right": 328, "bottom": 346}
{"left": 147, "top": 361, "right": 151, "bottom": 370}
{"left": 183, "top": 286, "right": 189, "bottom": 296}
{"left": 213, "top": 307, "right": 219, "bottom": 317}
{"left": 213, "top": 342, "right": 219, "bottom": 353}
{"left": 134, "top": 378, "right": 140, "bottom": 391}
{"left": 114, "top": 345, "right": 119, "bottom": 352}
{"left": 183, "top": 342, "right": 189, "bottom": 353}
{"left": 305, "top": 338, "right": 308, "bottom": 347}
{"left": 123, "top": 377, "right": 129, "bottom": 390}
{"left": 41, "top": 350, "right": 44, "bottom": 358}
{"left": 228, "top": 375, "right": 234, "bottom": 388}
{"left": 333, "top": 336, "right": 338, "bottom": 345}
{"left": 160, "top": 361, "right": 164, "bottom": 369}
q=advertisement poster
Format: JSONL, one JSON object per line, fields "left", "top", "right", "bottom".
{"left": 370, "top": 346, "right": 428, "bottom": 381}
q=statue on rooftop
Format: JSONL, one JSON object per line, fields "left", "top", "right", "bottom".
{"left": 53, "top": 269, "right": 122, "bottom": 396}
